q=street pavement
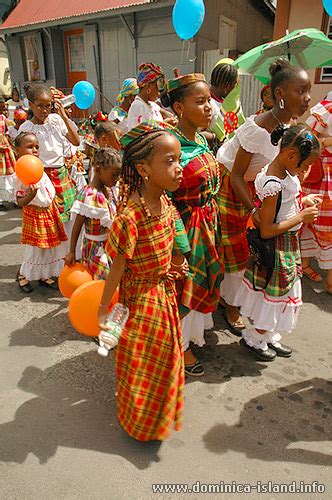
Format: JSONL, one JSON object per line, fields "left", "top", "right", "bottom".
{"left": 0, "top": 207, "right": 331, "bottom": 499}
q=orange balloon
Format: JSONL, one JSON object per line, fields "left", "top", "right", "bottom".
{"left": 59, "top": 263, "right": 93, "bottom": 298}
{"left": 15, "top": 154, "right": 44, "bottom": 185}
{"left": 68, "top": 281, "right": 119, "bottom": 337}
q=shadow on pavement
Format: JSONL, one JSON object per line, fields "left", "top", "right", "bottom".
{"left": 0, "top": 355, "right": 161, "bottom": 468}
{"left": 203, "top": 377, "right": 332, "bottom": 466}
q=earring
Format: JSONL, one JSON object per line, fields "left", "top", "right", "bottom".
{"left": 144, "top": 175, "right": 149, "bottom": 181}
{"left": 279, "top": 98, "right": 285, "bottom": 110}
{"left": 179, "top": 112, "right": 183, "bottom": 119}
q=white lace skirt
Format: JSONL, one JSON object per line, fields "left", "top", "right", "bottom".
{"left": 0, "top": 174, "right": 16, "bottom": 202}
{"left": 234, "top": 277, "right": 302, "bottom": 333}
{"left": 220, "top": 270, "right": 245, "bottom": 306}
{"left": 20, "top": 243, "right": 66, "bottom": 281}
{"left": 181, "top": 311, "right": 213, "bottom": 351}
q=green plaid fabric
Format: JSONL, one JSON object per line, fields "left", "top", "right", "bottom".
{"left": 245, "top": 231, "right": 302, "bottom": 297}
{"left": 46, "top": 166, "right": 77, "bottom": 223}
{"left": 137, "top": 62, "right": 165, "bottom": 88}
{"left": 164, "top": 73, "right": 206, "bottom": 94}
{"left": 120, "top": 120, "right": 173, "bottom": 148}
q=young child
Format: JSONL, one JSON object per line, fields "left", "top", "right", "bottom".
{"left": 65, "top": 148, "right": 121, "bottom": 280}
{"left": 0, "top": 108, "right": 16, "bottom": 210}
{"left": 108, "top": 78, "right": 138, "bottom": 132}
{"left": 256, "top": 84, "right": 274, "bottom": 114}
{"left": 94, "top": 121, "right": 122, "bottom": 151}
{"left": 126, "top": 62, "right": 175, "bottom": 130}
{"left": 234, "top": 125, "right": 321, "bottom": 361}
{"left": 7, "top": 108, "right": 28, "bottom": 144}
{"left": 98, "top": 121, "right": 185, "bottom": 441}
{"left": 18, "top": 85, "right": 79, "bottom": 234}
{"left": 15, "top": 132, "right": 67, "bottom": 292}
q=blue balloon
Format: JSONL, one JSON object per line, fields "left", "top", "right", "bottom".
{"left": 72, "top": 81, "right": 96, "bottom": 110}
{"left": 323, "top": 0, "right": 332, "bottom": 15}
{"left": 172, "top": 0, "right": 205, "bottom": 40}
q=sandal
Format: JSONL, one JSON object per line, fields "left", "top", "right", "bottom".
{"left": 16, "top": 271, "right": 33, "bottom": 293}
{"left": 184, "top": 361, "right": 205, "bottom": 377}
{"left": 222, "top": 309, "right": 245, "bottom": 337}
{"left": 38, "top": 278, "right": 59, "bottom": 290}
{"left": 302, "top": 265, "right": 322, "bottom": 283}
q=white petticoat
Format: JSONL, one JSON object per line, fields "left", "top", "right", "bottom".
{"left": 181, "top": 311, "right": 214, "bottom": 351}
{"left": 0, "top": 174, "right": 16, "bottom": 202}
{"left": 20, "top": 243, "right": 66, "bottom": 281}
{"left": 63, "top": 216, "right": 84, "bottom": 258}
{"left": 301, "top": 225, "right": 332, "bottom": 270}
{"left": 220, "top": 270, "right": 245, "bottom": 305}
{"left": 71, "top": 167, "right": 87, "bottom": 192}
{"left": 234, "top": 277, "right": 302, "bottom": 333}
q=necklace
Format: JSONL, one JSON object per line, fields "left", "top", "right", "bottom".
{"left": 138, "top": 189, "right": 164, "bottom": 218}
{"left": 174, "top": 126, "right": 202, "bottom": 144}
{"left": 271, "top": 109, "right": 283, "bottom": 127}
{"left": 197, "top": 154, "right": 221, "bottom": 196}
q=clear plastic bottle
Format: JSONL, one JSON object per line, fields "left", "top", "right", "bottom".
{"left": 98, "top": 303, "right": 129, "bottom": 357}
{"left": 60, "top": 94, "right": 76, "bottom": 108}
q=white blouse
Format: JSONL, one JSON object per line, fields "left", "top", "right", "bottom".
{"left": 217, "top": 115, "right": 279, "bottom": 181}
{"left": 18, "top": 114, "right": 68, "bottom": 169}
{"left": 126, "top": 96, "right": 163, "bottom": 131}
{"left": 16, "top": 172, "right": 55, "bottom": 208}
{"left": 255, "top": 165, "right": 302, "bottom": 231}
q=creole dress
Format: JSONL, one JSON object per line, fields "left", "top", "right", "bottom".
{"left": 234, "top": 166, "right": 303, "bottom": 337}
{"left": 106, "top": 197, "right": 184, "bottom": 441}
{"left": 169, "top": 131, "right": 223, "bottom": 350}
{"left": 17, "top": 172, "right": 67, "bottom": 280}
{"left": 0, "top": 114, "right": 16, "bottom": 202}
{"left": 217, "top": 115, "right": 279, "bottom": 307}
{"left": 70, "top": 186, "right": 117, "bottom": 280}
{"left": 301, "top": 99, "right": 332, "bottom": 270}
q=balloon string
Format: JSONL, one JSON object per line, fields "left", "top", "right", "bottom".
{"left": 187, "top": 40, "right": 197, "bottom": 63}
{"left": 180, "top": 40, "right": 185, "bottom": 67}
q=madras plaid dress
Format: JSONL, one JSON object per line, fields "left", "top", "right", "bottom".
{"left": 172, "top": 151, "right": 223, "bottom": 316}
{"left": 71, "top": 186, "right": 115, "bottom": 280}
{"left": 106, "top": 198, "right": 184, "bottom": 441}
{"left": 217, "top": 163, "right": 256, "bottom": 273}
{"left": 45, "top": 167, "right": 77, "bottom": 223}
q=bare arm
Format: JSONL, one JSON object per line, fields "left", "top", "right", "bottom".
{"left": 260, "top": 194, "right": 319, "bottom": 239}
{"left": 230, "top": 146, "right": 255, "bottom": 211}
{"left": 16, "top": 186, "right": 38, "bottom": 207}
{"left": 64, "top": 214, "right": 85, "bottom": 265}
{"left": 98, "top": 254, "right": 126, "bottom": 327}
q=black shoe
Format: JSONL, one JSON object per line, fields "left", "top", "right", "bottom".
{"left": 240, "top": 338, "right": 276, "bottom": 361}
{"left": 268, "top": 343, "right": 292, "bottom": 357}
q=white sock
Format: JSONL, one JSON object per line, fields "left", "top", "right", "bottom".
{"left": 242, "top": 328, "right": 268, "bottom": 351}
{"left": 265, "top": 331, "right": 282, "bottom": 347}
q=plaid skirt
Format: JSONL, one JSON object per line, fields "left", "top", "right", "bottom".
{"left": 217, "top": 164, "right": 256, "bottom": 273}
{"left": 245, "top": 231, "right": 302, "bottom": 297}
{"left": 45, "top": 167, "right": 77, "bottom": 223}
{"left": 82, "top": 238, "right": 111, "bottom": 280}
{"left": 21, "top": 201, "right": 68, "bottom": 248}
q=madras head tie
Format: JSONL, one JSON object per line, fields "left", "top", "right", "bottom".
{"left": 137, "top": 62, "right": 165, "bottom": 89}
{"left": 120, "top": 119, "right": 173, "bottom": 149}
{"left": 116, "top": 78, "right": 139, "bottom": 104}
{"left": 164, "top": 73, "right": 206, "bottom": 95}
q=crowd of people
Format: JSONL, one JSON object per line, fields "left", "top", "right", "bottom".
{"left": 0, "top": 57, "right": 331, "bottom": 443}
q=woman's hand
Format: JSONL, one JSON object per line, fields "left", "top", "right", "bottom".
{"left": 168, "top": 255, "right": 189, "bottom": 280}
{"left": 98, "top": 304, "right": 109, "bottom": 331}
{"left": 53, "top": 99, "right": 67, "bottom": 120}
{"left": 300, "top": 205, "right": 319, "bottom": 223}
{"left": 302, "top": 194, "right": 323, "bottom": 207}
{"left": 164, "top": 115, "right": 178, "bottom": 127}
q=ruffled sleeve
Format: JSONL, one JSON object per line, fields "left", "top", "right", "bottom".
{"left": 236, "top": 116, "right": 276, "bottom": 159}
{"left": 106, "top": 212, "right": 138, "bottom": 260}
{"left": 71, "top": 186, "right": 113, "bottom": 228}
{"left": 260, "top": 179, "right": 282, "bottom": 199}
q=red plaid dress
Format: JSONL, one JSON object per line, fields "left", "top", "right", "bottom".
{"left": 106, "top": 197, "right": 184, "bottom": 441}
{"left": 0, "top": 115, "right": 16, "bottom": 202}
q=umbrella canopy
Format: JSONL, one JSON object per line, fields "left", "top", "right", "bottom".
{"left": 234, "top": 28, "right": 332, "bottom": 84}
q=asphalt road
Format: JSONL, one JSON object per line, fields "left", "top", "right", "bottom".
{"left": 0, "top": 207, "right": 331, "bottom": 500}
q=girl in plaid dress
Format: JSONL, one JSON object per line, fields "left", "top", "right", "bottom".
{"left": 18, "top": 85, "right": 79, "bottom": 238}
{"left": 65, "top": 148, "right": 121, "bottom": 280}
{"left": 234, "top": 126, "right": 320, "bottom": 362}
{"left": 301, "top": 93, "right": 332, "bottom": 293}
{"left": 99, "top": 121, "right": 186, "bottom": 441}
{"left": 15, "top": 132, "right": 67, "bottom": 292}
{"left": 0, "top": 111, "right": 16, "bottom": 209}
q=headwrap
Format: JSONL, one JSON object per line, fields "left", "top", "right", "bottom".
{"left": 116, "top": 78, "right": 139, "bottom": 104}
{"left": 120, "top": 119, "right": 171, "bottom": 149}
{"left": 89, "top": 111, "right": 108, "bottom": 128}
{"left": 49, "top": 86, "right": 65, "bottom": 100}
{"left": 260, "top": 83, "right": 271, "bottom": 101}
{"left": 137, "top": 62, "right": 165, "bottom": 89}
{"left": 14, "top": 108, "right": 27, "bottom": 120}
{"left": 164, "top": 73, "right": 206, "bottom": 95}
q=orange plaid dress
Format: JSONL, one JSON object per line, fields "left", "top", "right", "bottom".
{"left": 106, "top": 197, "right": 184, "bottom": 441}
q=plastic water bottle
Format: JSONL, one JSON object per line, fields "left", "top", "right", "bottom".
{"left": 97, "top": 303, "right": 129, "bottom": 357}
{"left": 60, "top": 94, "right": 76, "bottom": 108}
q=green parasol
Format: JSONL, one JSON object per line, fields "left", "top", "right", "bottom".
{"left": 234, "top": 28, "right": 332, "bottom": 84}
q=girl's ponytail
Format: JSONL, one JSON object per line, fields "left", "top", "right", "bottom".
{"left": 270, "top": 124, "right": 288, "bottom": 146}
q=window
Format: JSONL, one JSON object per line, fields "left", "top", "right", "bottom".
{"left": 23, "top": 32, "right": 46, "bottom": 82}
{"left": 67, "top": 33, "right": 86, "bottom": 72}
{"left": 316, "top": 14, "right": 332, "bottom": 83}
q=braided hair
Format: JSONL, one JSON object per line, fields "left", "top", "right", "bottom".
{"left": 210, "top": 63, "right": 238, "bottom": 87}
{"left": 271, "top": 124, "right": 320, "bottom": 168}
